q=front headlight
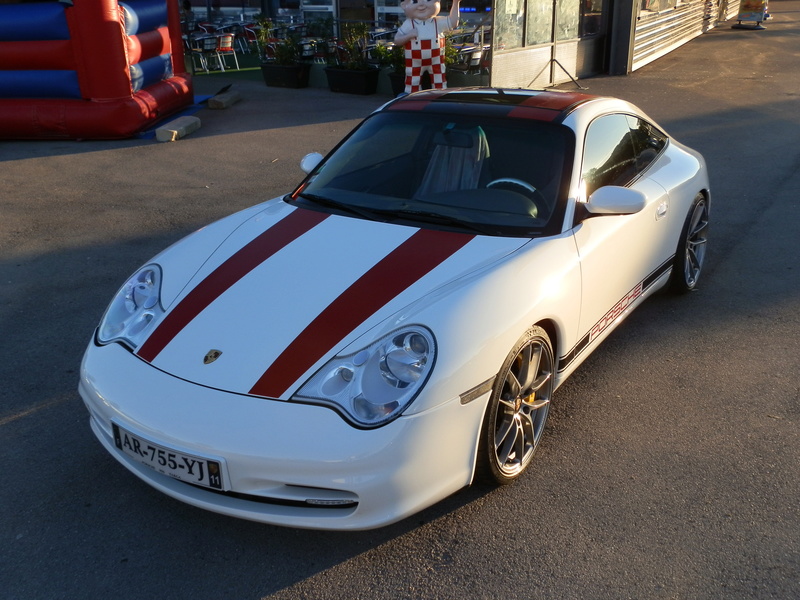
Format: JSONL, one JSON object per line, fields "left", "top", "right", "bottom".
{"left": 292, "top": 327, "right": 436, "bottom": 428}
{"left": 97, "top": 265, "right": 164, "bottom": 349}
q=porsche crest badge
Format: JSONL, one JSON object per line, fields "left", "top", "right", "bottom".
{"left": 203, "top": 349, "right": 222, "bottom": 364}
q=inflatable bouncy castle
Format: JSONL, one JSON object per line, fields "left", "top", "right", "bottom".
{"left": 0, "top": 0, "right": 193, "bottom": 139}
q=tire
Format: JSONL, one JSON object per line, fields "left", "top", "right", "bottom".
{"left": 476, "top": 326, "right": 555, "bottom": 485}
{"left": 670, "top": 193, "right": 709, "bottom": 294}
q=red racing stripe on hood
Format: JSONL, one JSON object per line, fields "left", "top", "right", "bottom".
{"left": 137, "top": 208, "right": 330, "bottom": 363}
{"left": 249, "top": 228, "right": 475, "bottom": 398}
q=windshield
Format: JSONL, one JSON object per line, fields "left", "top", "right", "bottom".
{"left": 289, "top": 111, "right": 574, "bottom": 237}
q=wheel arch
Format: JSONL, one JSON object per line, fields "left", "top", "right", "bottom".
{"left": 534, "top": 318, "right": 559, "bottom": 366}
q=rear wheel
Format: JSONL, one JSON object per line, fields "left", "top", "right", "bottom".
{"left": 476, "top": 326, "right": 554, "bottom": 485}
{"left": 670, "top": 194, "right": 709, "bottom": 293}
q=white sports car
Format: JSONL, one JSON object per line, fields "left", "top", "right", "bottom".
{"left": 79, "top": 88, "right": 709, "bottom": 530}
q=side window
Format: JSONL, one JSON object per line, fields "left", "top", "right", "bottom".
{"left": 581, "top": 115, "right": 637, "bottom": 197}
{"left": 626, "top": 115, "right": 668, "bottom": 174}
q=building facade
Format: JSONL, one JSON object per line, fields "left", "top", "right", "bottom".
{"left": 208, "top": 0, "right": 741, "bottom": 83}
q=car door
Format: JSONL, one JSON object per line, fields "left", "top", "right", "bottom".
{"left": 572, "top": 113, "right": 671, "bottom": 345}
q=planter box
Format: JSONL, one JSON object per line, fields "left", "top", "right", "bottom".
{"left": 324, "top": 67, "right": 380, "bottom": 95}
{"left": 260, "top": 63, "right": 311, "bottom": 89}
{"left": 308, "top": 63, "right": 328, "bottom": 88}
{"left": 387, "top": 71, "right": 406, "bottom": 96}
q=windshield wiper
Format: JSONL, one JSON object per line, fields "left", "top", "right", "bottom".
{"left": 294, "top": 193, "right": 387, "bottom": 222}
{"left": 392, "top": 209, "right": 497, "bottom": 235}
{"left": 295, "top": 194, "right": 497, "bottom": 235}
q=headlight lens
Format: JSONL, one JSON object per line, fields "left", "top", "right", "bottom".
{"left": 97, "top": 265, "right": 164, "bottom": 349}
{"left": 293, "top": 327, "right": 436, "bottom": 427}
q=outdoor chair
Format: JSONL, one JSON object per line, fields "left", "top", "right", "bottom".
{"left": 214, "top": 33, "right": 240, "bottom": 71}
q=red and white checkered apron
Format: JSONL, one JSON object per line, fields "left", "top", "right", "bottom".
{"left": 404, "top": 20, "right": 447, "bottom": 93}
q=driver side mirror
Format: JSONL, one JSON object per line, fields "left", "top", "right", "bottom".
{"left": 300, "top": 152, "right": 323, "bottom": 174}
{"left": 584, "top": 186, "right": 646, "bottom": 216}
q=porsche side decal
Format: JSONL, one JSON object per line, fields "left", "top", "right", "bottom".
{"left": 137, "top": 208, "right": 330, "bottom": 363}
{"left": 557, "top": 257, "right": 674, "bottom": 373}
{"left": 248, "top": 228, "right": 476, "bottom": 398}
{"left": 589, "top": 282, "right": 643, "bottom": 343}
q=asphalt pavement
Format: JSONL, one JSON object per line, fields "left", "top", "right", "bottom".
{"left": 1, "top": 3, "right": 799, "bottom": 599}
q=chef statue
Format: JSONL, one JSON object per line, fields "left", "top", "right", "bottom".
{"left": 394, "top": 0, "right": 461, "bottom": 94}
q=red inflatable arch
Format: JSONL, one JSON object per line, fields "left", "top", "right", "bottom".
{"left": 0, "top": 0, "right": 193, "bottom": 139}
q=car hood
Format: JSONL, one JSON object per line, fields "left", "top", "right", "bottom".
{"left": 133, "top": 201, "right": 530, "bottom": 399}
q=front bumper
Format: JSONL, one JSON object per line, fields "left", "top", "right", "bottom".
{"left": 79, "top": 341, "right": 487, "bottom": 530}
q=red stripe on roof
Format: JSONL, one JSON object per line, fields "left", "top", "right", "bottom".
{"left": 508, "top": 91, "right": 597, "bottom": 121}
{"left": 519, "top": 91, "right": 596, "bottom": 110}
{"left": 136, "top": 208, "right": 329, "bottom": 363}
{"left": 506, "top": 106, "right": 559, "bottom": 121}
{"left": 248, "top": 228, "right": 475, "bottom": 398}
{"left": 386, "top": 99, "right": 431, "bottom": 112}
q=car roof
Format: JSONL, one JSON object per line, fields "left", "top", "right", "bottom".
{"left": 383, "top": 87, "right": 602, "bottom": 124}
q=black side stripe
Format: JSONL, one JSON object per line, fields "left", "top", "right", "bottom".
{"left": 643, "top": 255, "right": 674, "bottom": 291}
{"left": 559, "top": 332, "right": 591, "bottom": 372}
{"left": 557, "top": 256, "right": 674, "bottom": 373}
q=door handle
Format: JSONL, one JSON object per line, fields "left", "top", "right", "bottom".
{"left": 656, "top": 200, "right": 668, "bottom": 220}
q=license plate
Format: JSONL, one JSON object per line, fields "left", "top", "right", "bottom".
{"left": 113, "top": 423, "right": 224, "bottom": 490}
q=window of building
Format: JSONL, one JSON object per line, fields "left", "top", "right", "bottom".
{"left": 580, "top": 0, "right": 604, "bottom": 36}
{"left": 556, "top": 0, "right": 579, "bottom": 40}
{"left": 526, "top": 0, "right": 553, "bottom": 46}
{"left": 494, "top": 0, "right": 525, "bottom": 50}
{"left": 496, "top": 0, "right": 604, "bottom": 54}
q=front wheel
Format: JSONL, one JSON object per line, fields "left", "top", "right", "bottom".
{"left": 670, "top": 194, "right": 709, "bottom": 293}
{"left": 476, "top": 326, "right": 555, "bottom": 485}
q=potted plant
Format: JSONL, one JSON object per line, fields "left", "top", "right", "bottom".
{"left": 324, "top": 22, "right": 380, "bottom": 95}
{"left": 372, "top": 43, "right": 406, "bottom": 96}
{"left": 257, "top": 17, "right": 311, "bottom": 89}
